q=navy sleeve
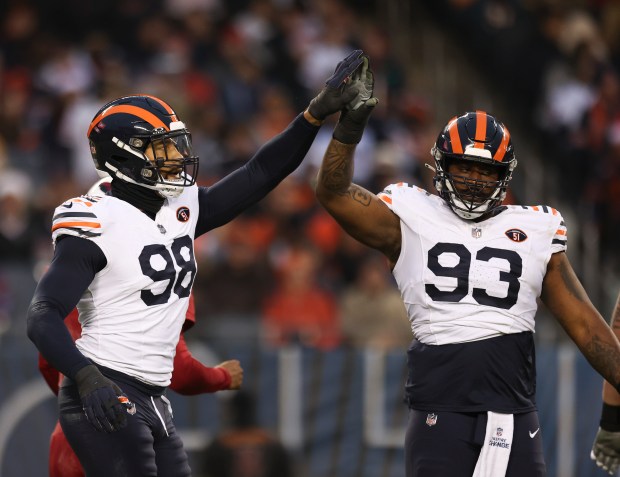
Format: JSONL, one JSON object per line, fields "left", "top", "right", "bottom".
{"left": 195, "top": 113, "right": 320, "bottom": 236}
{"left": 26, "top": 236, "right": 107, "bottom": 379}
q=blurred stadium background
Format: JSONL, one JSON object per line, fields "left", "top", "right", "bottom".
{"left": 1, "top": 0, "right": 619, "bottom": 475}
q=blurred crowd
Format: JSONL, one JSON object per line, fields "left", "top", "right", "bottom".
{"left": 2, "top": 0, "right": 620, "bottom": 350}
{"left": 0, "top": 0, "right": 422, "bottom": 351}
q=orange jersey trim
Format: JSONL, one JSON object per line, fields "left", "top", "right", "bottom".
{"left": 52, "top": 221, "right": 102, "bottom": 232}
{"left": 378, "top": 193, "right": 392, "bottom": 204}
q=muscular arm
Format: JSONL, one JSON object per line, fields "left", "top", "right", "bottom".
{"left": 27, "top": 236, "right": 106, "bottom": 380}
{"left": 541, "top": 252, "right": 620, "bottom": 392}
{"left": 195, "top": 113, "right": 320, "bottom": 236}
{"left": 603, "top": 295, "right": 620, "bottom": 404}
{"left": 315, "top": 139, "right": 401, "bottom": 266}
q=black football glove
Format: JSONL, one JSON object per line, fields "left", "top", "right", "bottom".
{"left": 346, "top": 54, "right": 374, "bottom": 111}
{"left": 333, "top": 97, "right": 378, "bottom": 144}
{"left": 333, "top": 55, "right": 378, "bottom": 144}
{"left": 308, "top": 50, "right": 365, "bottom": 121}
{"left": 75, "top": 364, "right": 130, "bottom": 433}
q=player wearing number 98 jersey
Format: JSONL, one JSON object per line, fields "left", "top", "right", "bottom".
{"left": 27, "top": 49, "right": 369, "bottom": 477}
{"left": 316, "top": 99, "right": 620, "bottom": 477}
{"left": 50, "top": 189, "right": 200, "bottom": 386}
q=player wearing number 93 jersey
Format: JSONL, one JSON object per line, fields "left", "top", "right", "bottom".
{"left": 378, "top": 184, "right": 565, "bottom": 412}
{"left": 316, "top": 92, "right": 620, "bottom": 477}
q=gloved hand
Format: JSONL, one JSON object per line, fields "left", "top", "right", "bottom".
{"left": 591, "top": 427, "right": 620, "bottom": 475}
{"left": 346, "top": 54, "right": 375, "bottom": 111}
{"left": 333, "top": 97, "right": 378, "bottom": 144}
{"left": 333, "top": 55, "right": 378, "bottom": 144}
{"left": 307, "top": 49, "right": 365, "bottom": 121}
{"left": 75, "top": 364, "right": 130, "bottom": 433}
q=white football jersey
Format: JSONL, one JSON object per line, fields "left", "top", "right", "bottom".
{"left": 51, "top": 186, "right": 200, "bottom": 386}
{"left": 378, "top": 183, "right": 567, "bottom": 346}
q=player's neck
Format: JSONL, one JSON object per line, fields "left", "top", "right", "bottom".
{"left": 111, "top": 179, "right": 164, "bottom": 220}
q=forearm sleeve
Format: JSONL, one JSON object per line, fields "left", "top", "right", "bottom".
{"left": 196, "top": 113, "right": 320, "bottom": 236}
{"left": 169, "top": 334, "right": 231, "bottom": 395}
{"left": 27, "top": 236, "right": 106, "bottom": 379}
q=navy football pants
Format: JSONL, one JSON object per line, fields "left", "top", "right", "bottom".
{"left": 405, "top": 409, "right": 546, "bottom": 477}
{"left": 58, "top": 370, "right": 191, "bottom": 477}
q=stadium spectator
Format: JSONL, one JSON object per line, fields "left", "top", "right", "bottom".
{"left": 339, "top": 253, "right": 410, "bottom": 350}
{"left": 262, "top": 240, "right": 340, "bottom": 350}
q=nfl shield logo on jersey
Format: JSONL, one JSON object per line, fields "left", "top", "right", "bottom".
{"left": 426, "top": 413, "right": 438, "bottom": 427}
{"left": 472, "top": 227, "right": 482, "bottom": 238}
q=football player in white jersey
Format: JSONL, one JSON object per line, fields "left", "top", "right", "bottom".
{"left": 315, "top": 55, "right": 620, "bottom": 477}
{"left": 27, "top": 50, "right": 368, "bottom": 477}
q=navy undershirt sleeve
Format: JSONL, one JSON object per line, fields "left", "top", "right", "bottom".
{"left": 195, "top": 113, "right": 320, "bottom": 236}
{"left": 26, "top": 235, "right": 107, "bottom": 379}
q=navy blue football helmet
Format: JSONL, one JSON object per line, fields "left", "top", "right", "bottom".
{"left": 87, "top": 95, "right": 199, "bottom": 198}
{"left": 431, "top": 111, "right": 517, "bottom": 219}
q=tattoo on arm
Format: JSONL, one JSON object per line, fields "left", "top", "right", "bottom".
{"left": 321, "top": 142, "right": 355, "bottom": 194}
{"left": 584, "top": 335, "right": 620, "bottom": 389}
{"left": 349, "top": 185, "right": 371, "bottom": 206}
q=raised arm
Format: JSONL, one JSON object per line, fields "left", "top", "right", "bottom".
{"left": 316, "top": 140, "right": 401, "bottom": 265}
{"left": 195, "top": 50, "right": 366, "bottom": 237}
{"left": 314, "top": 57, "right": 401, "bottom": 266}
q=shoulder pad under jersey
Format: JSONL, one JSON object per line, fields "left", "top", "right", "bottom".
{"left": 51, "top": 195, "right": 105, "bottom": 244}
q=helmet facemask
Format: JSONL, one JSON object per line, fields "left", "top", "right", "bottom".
{"left": 104, "top": 125, "right": 199, "bottom": 198}
{"left": 432, "top": 149, "right": 516, "bottom": 220}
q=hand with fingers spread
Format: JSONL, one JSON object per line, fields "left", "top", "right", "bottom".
{"left": 307, "top": 49, "right": 366, "bottom": 122}
{"left": 75, "top": 364, "right": 130, "bottom": 433}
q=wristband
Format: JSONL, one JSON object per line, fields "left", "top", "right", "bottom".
{"left": 601, "top": 402, "right": 620, "bottom": 432}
